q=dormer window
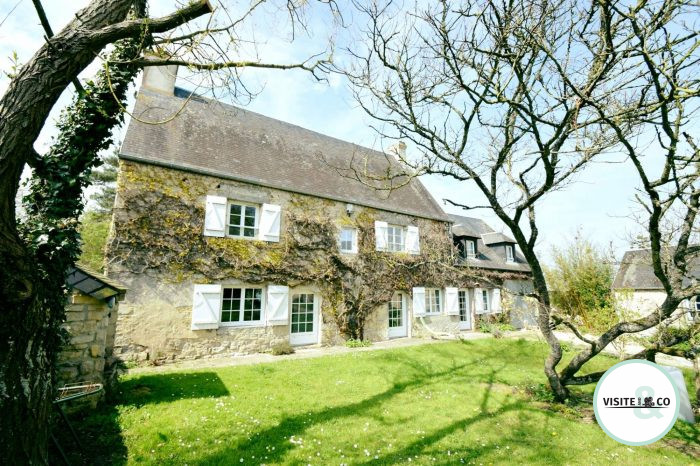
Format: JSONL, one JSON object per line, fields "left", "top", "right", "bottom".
{"left": 506, "top": 244, "right": 515, "bottom": 262}
{"left": 466, "top": 240, "right": 476, "bottom": 258}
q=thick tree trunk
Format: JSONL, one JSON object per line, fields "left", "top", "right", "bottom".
{"left": 0, "top": 1, "right": 135, "bottom": 462}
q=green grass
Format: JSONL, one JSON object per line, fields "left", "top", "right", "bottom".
{"left": 62, "top": 339, "right": 698, "bottom": 464}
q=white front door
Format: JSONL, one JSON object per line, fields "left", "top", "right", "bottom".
{"left": 388, "top": 292, "right": 408, "bottom": 338}
{"left": 458, "top": 290, "right": 471, "bottom": 330}
{"left": 290, "top": 292, "right": 319, "bottom": 346}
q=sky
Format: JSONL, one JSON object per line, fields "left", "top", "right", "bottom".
{"left": 0, "top": 0, "right": 656, "bottom": 264}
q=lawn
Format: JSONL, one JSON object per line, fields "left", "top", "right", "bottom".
{"left": 62, "top": 338, "right": 698, "bottom": 465}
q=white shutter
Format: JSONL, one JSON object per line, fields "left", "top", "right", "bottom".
{"left": 266, "top": 285, "right": 289, "bottom": 325}
{"left": 491, "top": 288, "right": 502, "bottom": 313}
{"left": 351, "top": 230, "right": 359, "bottom": 253}
{"left": 204, "top": 195, "right": 227, "bottom": 237}
{"left": 375, "top": 221, "right": 388, "bottom": 251}
{"left": 406, "top": 226, "right": 420, "bottom": 254}
{"left": 412, "top": 287, "right": 426, "bottom": 316}
{"left": 445, "top": 287, "right": 459, "bottom": 315}
{"left": 191, "top": 284, "right": 222, "bottom": 330}
{"left": 258, "top": 203, "right": 281, "bottom": 242}
{"left": 474, "top": 288, "right": 486, "bottom": 314}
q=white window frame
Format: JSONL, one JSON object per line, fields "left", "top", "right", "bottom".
{"left": 506, "top": 244, "right": 515, "bottom": 262}
{"left": 386, "top": 224, "right": 405, "bottom": 252}
{"left": 482, "top": 289, "right": 490, "bottom": 312}
{"left": 425, "top": 288, "right": 442, "bottom": 315}
{"left": 226, "top": 201, "right": 259, "bottom": 239}
{"left": 339, "top": 227, "right": 358, "bottom": 253}
{"left": 466, "top": 240, "right": 476, "bottom": 258}
{"left": 220, "top": 286, "right": 265, "bottom": 326}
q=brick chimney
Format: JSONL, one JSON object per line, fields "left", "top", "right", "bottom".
{"left": 140, "top": 63, "right": 178, "bottom": 95}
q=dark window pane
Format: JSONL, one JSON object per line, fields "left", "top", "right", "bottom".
{"left": 292, "top": 314, "right": 299, "bottom": 323}
{"left": 232, "top": 311, "right": 240, "bottom": 321}
{"left": 244, "top": 215, "right": 255, "bottom": 227}
{"left": 252, "top": 310, "right": 260, "bottom": 320}
{"left": 253, "top": 299, "right": 261, "bottom": 310}
{"left": 245, "top": 206, "right": 256, "bottom": 217}
{"left": 244, "top": 310, "right": 252, "bottom": 321}
{"left": 229, "top": 226, "right": 241, "bottom": 236}
{"left": 232, "top": 289, "right": 241, "bottom": 299}
{"left": 221, "top": 311, "right": 230, "bottom": 322}
{"left": 244, "top": 227, "right": 255, "bottom": 237}
{"left": 223, "top": 288, "right": 232, "bottom": 299}
{"left": 244, "top": 299, "right": 253, "bottom": 310}
{"left": 253, "top": 288, "right": 262, "bottom": 299}
{"left": 222, "top": 300, "right": 231, "bottom": 311}
{"left": 230, "top": 205, "right": 241, "bottom": 215}
{"left": 306, "top": 323, "right": 313, "bottom": 332}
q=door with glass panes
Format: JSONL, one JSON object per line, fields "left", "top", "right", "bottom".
{"left": 458, "top": 290, "right": 471, "bottom": 330}
{"left": 388, "top": 292, "right": 408, "bottom": 338}
{"left": 289, "top": 291, "right": 320, "bottom": 346}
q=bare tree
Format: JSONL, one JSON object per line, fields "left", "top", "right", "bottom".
{"left": 0, "top": 0, "right": 336, "bottom": 461}
{"left": 343, "top": 0, "right": 699, "bottom": 400}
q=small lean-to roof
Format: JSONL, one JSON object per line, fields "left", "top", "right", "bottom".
{"left": 449, "top": 214, "right": 530, "bottom": 274}
{"left": 67, "top": 264, "right": 127, "bottom": 301}
{"left": 119, "top": 87, "right": 449, "bottom": 222}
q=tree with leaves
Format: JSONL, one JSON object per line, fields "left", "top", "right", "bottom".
{"left": 344, "top": 0, "right": 699, "bottom": 400}
{"left": 0, "top": 0, "right": 336, "bottom": 461}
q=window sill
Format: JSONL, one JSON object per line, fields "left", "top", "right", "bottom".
{"left": 219, "top": 322, "right": 265, "bottom": 328}
{"left": 424, "top": 312, "right": 442, "bottom": 316}
{"left": 339, "top": 250, "right": 358, "bottom": 254}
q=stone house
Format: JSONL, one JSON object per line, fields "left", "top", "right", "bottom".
{"left": 59, "top": 265, "right": 126, "bottom": 393}
{"left": 613, "top": 249, "right": 699, "bottom": 325}
{"left": 105, "top": 66, "right": 533, "bottom": 362}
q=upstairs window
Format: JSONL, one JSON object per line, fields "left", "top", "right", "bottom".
{"left": 339, "top": 228, "right": 358, "bottom": 253}
{"left": 228, "top": 202, "right": 258, "bottom": 238}
{"left": 425, "top": 288, "right": 442, "bottom": 314}
{"left": 387, "top": 225, "right": 405, "bottom": 252}
{"left": 466, "top": 240, "right": 476, "bottom": 258}
{"left": 506, "top": 244, "right": 515, "bottom": 262}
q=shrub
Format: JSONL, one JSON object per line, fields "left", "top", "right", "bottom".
{"left": 271, "top": 342, "right": 295, "bottom": 355}
{"left": 345, "top": 338, "right": 372, "bottom": 348}
{"left": 544, "top": 233, "right": 618, "bottom": 332}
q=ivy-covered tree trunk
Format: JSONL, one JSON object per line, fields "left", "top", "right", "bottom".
{"left": 0, "top": 1, "right": 140, "bottom": 461}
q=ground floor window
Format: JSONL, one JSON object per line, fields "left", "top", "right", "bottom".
{"left": 222, "top": 287, "right": 262, "bottom": 323}
{"left": 425, "top": 288, "right": 441, "bottom": 314}
{"left": 389, "top": 293, "right": 404, "bottom": 328}
{"left": 291, "top": 293, "right": 315, "bottom": 333}
{"left": 482, "top": 289, "right": 490, "bottom": 312}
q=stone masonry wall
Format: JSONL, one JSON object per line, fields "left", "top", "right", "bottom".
{"left": 58, "top": 291, "right": 118, "bottom": 396}
{"left": 106, "top": 160, "right": 530, "bottom": 361}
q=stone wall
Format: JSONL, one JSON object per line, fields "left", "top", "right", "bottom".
{"left": 107, "top": 160, "right": 533, "bottom": 361}
{"left": 58, "top": 291, "right": 119, "bottom": 399}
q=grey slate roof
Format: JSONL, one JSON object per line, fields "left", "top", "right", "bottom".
{"left": 68, "top": 264, "right": 127, "bottom": 301}
{"left": 612, "top": 249, "right": 700, "bottom": 290}
{"left": 119, "top": 87, "right": 449, "bottom": 221}
{"left": 482, "top": 231, "right": 516, "bottom": 245}
{"left": 449, "top": 214, "right": 531, "bottom": 273}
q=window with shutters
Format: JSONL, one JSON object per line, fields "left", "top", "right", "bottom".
{"left": 425, "top": 288, "right": 441, "bottom": 314}
{"left": 339, "top": 228, "right": 357, "bottom": 253}
{"left": 227, "top": 202, "right": 258, "bottom": 238}
{"left": 482, "top": 289, "right": 490, "bottom": 312}
{"left": 387, "top": 225, "right": 405, "bottom": 252}
{"left": 221, "top": 287, "right": 263, "bottom": 325}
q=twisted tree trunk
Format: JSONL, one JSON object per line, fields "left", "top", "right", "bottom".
{"left": 0, "top": 0, "right": 212, "bottom": 461}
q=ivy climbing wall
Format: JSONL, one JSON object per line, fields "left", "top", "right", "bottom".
{"left": 106, "top": 160, "right": 530, "bottom": 362}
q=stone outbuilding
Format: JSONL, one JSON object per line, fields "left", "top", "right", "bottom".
{"left": 58, "top": 265, "right": 126, "bottom": 394}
